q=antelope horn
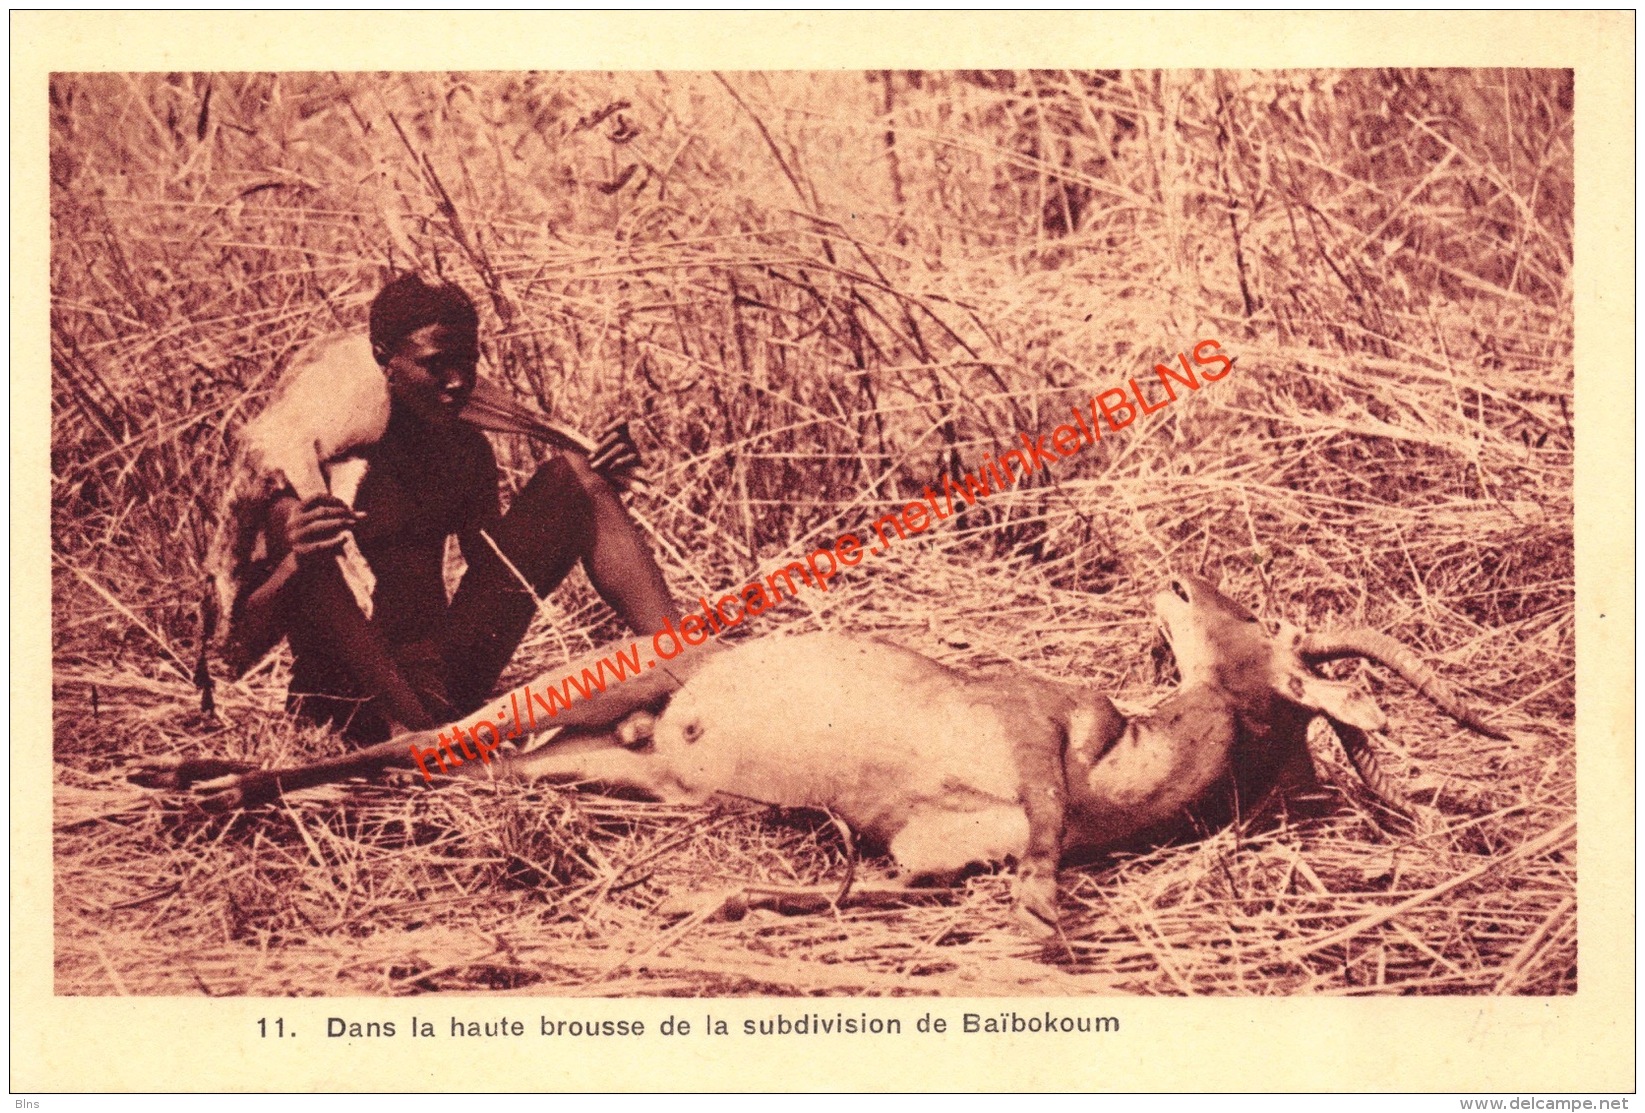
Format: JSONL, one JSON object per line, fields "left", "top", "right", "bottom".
{"left": 1322, "top": 719, "right": 1417, "bottom": 826}
{"left": 1301, "top": 629, "right": 1509, "bottom": 740}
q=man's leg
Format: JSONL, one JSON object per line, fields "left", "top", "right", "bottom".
{"left": 566, "top": 453, "right": 681, "bottom": 638}
{"left": 284, "top": 551, "right": 438, "bottom": 741}
{"left": 439, "top": 454, "right": 686, "bottom": 718}
{"left": 439, "top": 456, "right": 594, "bottom": 712}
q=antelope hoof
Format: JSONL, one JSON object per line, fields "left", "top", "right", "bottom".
{"left": 129, "top": 756, "right": 257, "bottom": 791}
{"left": 194, "top": 771, "right": 280, "bottom": 812}
{"left": 1012, "top": 875, "right": 1060, "bottom": 938}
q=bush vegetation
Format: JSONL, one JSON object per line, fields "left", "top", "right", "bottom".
{"left": 51, "top": 69, "right": 1573, "bottom": 995}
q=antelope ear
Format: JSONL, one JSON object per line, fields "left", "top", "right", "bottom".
{"left": 1277, "top": 667, "right": 1388, "bottom": 732}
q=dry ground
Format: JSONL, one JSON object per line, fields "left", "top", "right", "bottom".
{"left": 51, "top": 69, "right": 1575, "bottom": 996}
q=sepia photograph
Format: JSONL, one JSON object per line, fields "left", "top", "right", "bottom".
{"left": 17, "top": 9, "right": 1633, "bottom": 1095}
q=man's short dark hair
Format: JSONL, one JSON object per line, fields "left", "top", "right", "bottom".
{"left": 368, "top": 274, "right": 480, "bottom": 364}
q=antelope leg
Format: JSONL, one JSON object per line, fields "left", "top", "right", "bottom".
{"left": 659, "top": 883, "right": 953, "bottom": 922}
{"left": 128, "top": 756, "right": 259, "bottom": 790}
{"left": 1011, "top": 735, "right": 1069, "bottom": 936}
{"left": 499, "top": 733, "right": 686, "bottom": 799}
{"left": 192, "top": 737, "right": 426, "bottom": 811}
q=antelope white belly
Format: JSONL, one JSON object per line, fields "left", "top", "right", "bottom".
{"left": 651, "top": 633, "right": 1031, "bottom": 874}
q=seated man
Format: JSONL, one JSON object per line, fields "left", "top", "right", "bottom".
{"left": 225, "top": 274, "right": 682, "bottom": 744}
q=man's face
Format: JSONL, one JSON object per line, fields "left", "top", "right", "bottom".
{"left": 383, "top": 322, "right": 479, "bottom": 428}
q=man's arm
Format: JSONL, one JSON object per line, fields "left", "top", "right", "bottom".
{"left": 232, "top": 494, "right": 356, "bottom": 658}
{"left": 241, "top": 493, "right": 436, "bottom": 731}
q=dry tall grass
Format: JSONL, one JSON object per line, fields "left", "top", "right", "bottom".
{"left": 51, "top": 69, "right": 1574, "bottom": 996}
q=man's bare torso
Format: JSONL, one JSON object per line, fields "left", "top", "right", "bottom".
{"left": 348, "top": 412, "right": 499, "bottom": 646}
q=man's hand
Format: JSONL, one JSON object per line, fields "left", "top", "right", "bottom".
{"left": 271, "top": 493, "right": 364, "bottom": 563}
{"left": 586, "top": 420, "right": 646, "bottom": 491}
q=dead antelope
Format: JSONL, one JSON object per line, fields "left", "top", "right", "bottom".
{"left": 500, "top": 574, "right": 1505, "bottom": 930}
{"left": 147, "top": 575, "right": 1505, "bottom": 933}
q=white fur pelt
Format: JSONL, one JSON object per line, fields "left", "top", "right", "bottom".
{"left": 206, "top": 334, "right": 389, "bottom": 677}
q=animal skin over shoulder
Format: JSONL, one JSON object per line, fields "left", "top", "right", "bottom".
{"left": 206, "top": 334, "right": 392, "bottom": 675}
{"left": 204, "top": 331, "right": 620, "bottom": 677}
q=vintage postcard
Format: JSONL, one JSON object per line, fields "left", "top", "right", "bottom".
{"left": 12, "top": 10, "right": 1633, "bottom": 1094}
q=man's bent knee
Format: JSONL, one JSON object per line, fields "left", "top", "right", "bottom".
{"left": 510, "top": 457, "right": 598, "bottom": 544}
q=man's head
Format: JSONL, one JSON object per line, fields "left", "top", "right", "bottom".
{"left": 368, "top": 274, "right": 481, "bottom": 428}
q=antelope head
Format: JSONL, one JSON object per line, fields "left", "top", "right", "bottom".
{"left": 1153, "top": 573, "right": 1507, "bottom": 824}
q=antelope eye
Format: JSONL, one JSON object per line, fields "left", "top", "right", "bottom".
{"left": 1170, "top": 580, "right": 1191, "bottom": 602}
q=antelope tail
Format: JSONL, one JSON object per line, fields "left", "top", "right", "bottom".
{"left": 1300, "top": 629, "right": 1509, "bottom": 740}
